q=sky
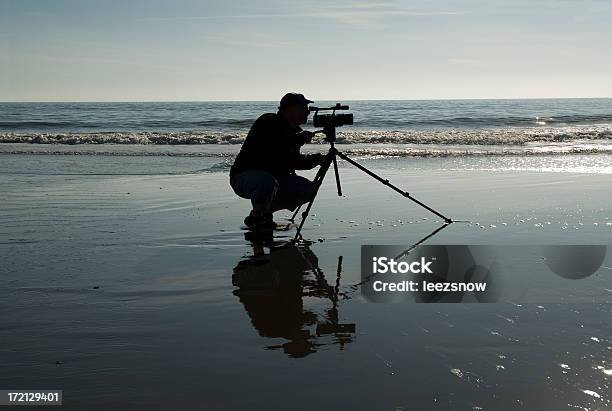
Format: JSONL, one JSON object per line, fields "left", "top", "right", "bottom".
{"left": 1, "top": 0, "right": 611, "bottom": 101}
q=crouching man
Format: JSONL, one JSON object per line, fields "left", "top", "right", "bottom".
{"left": 230, "top": 93, "right": 325, "bottom": 231}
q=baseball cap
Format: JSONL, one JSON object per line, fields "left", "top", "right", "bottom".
{"left": 279, "top": 93, "right": 313, "bottom": 109}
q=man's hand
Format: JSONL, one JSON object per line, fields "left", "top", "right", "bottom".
{"left": 311, "top": 153, "right": 326, "bottom": 166}
{"left": 296, "top": 130, "right": 316, "bottom": 145}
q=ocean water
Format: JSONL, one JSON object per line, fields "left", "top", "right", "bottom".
{"left": 1, "top": 99, "right": 611, "bottom": 175}
{"left": 1, "top": 99, "right": 611, "bottom": 151}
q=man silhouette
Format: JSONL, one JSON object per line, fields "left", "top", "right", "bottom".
{"left": 230, "top": 93, "right": 325, "bottom": 230}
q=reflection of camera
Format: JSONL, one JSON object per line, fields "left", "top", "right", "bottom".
{"left": 310, "top": 103, "right": 353, "bottom": 129}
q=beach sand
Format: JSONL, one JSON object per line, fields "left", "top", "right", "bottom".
{"left": 1, "top": 153, "right": 611, "bottom": 410}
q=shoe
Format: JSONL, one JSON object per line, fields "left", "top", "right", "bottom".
{"left": 244, "top": 212, "right": 274, "bottom": 231}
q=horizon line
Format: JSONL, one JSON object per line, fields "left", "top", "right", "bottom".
{"left": 2, "top": 96, "right": 612, "bottom": 104}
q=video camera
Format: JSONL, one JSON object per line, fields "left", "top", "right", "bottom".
{"left": 309, "top": 103, "right": 353, "bottom": 129}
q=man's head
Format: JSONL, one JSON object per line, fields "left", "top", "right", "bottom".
{"left": 278, "top": 93, "right": 313, "bottom": 127}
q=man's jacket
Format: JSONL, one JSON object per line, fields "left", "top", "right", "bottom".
{"left": 230, "top": 112, "right": 321, "bottom": 179}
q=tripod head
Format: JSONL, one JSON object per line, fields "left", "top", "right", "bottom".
{"left": 309, "top": 103, "right": 353, "bottom": 143}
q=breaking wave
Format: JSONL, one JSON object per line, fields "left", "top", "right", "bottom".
{"left": 2, "top": 144, "right": 611, "bottom": 160}
{"left": 2, "top": 124, "right": 611, "bottom": 146}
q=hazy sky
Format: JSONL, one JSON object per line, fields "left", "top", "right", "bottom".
{"left": 2, "top": 0, "right": 611, "bottom": 101}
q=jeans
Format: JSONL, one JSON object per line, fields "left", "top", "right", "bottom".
{"left": 230, "top": 170, "right": 316, "bottom": 213}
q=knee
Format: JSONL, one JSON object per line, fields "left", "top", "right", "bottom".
{"left": 248, "top": 173, "right": 278, "bottom": 202}
{"left": 297, "top": 180, "right": 316, "bottom": 203}
{"left": 231, "top": 171, "right": 278, "bottom": 200}
{"left": 304, "top": 179, "right": 316, "bottom": 195}
{"left": 257, "top": 174, "right": 279, "bottom": 195}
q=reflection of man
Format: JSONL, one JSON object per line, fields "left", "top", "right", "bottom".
{"left": 232, "top": 243, "right": 355, "bottom": 358}
{"left": 230, "top": 93, "right": 325, "bottom": 231}
{"left": 232, "top": 245, "right": 321, "bottom": 358}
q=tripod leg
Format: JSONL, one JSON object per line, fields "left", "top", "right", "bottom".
{"left": 332, "top": 155, "right": 342, "bottom": 196}
{"left": 293, "top": 151, "right": 334, "bottom": 242}
{"left": 290, "top": 156, "right": 330, "bottom": 221}
{"left": 335, "top": 150, "right": 453, "bottom": 223}
{"left": 289, "top": 205, "right": 301, "bottom": 223}
{"left": 289, "top": 150, "right": 331, "bottom": 223}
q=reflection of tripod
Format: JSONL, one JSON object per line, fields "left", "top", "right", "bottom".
{"left": 351, "top": 222, "right": 451, "bottom": 290}
{"left": 291, "top": 124, "right": 453, "bottom": 242}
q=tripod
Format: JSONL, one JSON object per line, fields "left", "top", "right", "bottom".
{"left": 291, "top": 125, "right": 453, "bottom": 243}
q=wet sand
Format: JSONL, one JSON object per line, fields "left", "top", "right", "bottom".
{"left": 1, "top": 154, "right": 611, "bottom": 410}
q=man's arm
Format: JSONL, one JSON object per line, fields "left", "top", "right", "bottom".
{"left": 291, "top": 151, "right": 325, "bottom": 170}
{"left": 287, "top": 129, "right": 322, "bottom": 169}
{"left": 293, "top": 130, "right": 315, "bottom": 146}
